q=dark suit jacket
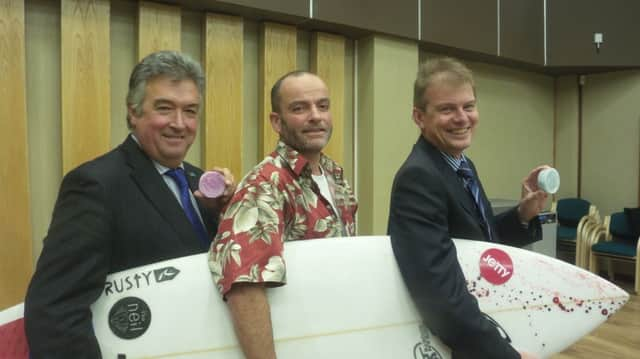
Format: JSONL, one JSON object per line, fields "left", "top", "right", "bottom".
{"left": 388, "top": 136, "right": 540, "bottom": 359}
{"left": 24, "top": 135, "right": 219, "bottom": 358}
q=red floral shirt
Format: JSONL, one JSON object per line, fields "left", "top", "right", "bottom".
{"left": 209, "top": 142, "right": 358, "bottom": 295}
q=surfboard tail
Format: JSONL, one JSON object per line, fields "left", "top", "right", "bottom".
{"left": 0, "top": 303, "right": 29, "bottom": 359}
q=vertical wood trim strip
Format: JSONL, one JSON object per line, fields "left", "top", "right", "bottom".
{"left": 138, "top": 1, "right": 181, "bottom": 59}
{"left": 0, "top": 0, "right": 33, "bottom": 309}
{"left": 259, "top": 22, "right": 297, "bottom": 158}
{"left": 552, "top": 77, "right": 557, "bottom": 202}
{"left": 577, "top": 75, "right": 583, "bottom": 198}
{"left": 552, "top": 77, "right": 557, "bottom": 168}
{"left": 61, "top": 0, "right": 110, "bottom": 174}
{"left": 204, "top": 14, "right": 244, "bottom": 178}
{"left": 310, "top": 32, "right": 345, "bottom": 164}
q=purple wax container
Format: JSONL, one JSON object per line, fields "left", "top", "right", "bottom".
{"left": 199, "top": 171, "right": 226, "bottom": 198}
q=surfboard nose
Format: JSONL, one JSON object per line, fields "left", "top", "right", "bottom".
{"left": 610, "top": 283, "right": 630, "bottom": 308}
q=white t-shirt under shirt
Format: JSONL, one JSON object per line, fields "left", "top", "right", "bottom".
{"left": 312, "top": 170, "right": 337, "bottom": 212}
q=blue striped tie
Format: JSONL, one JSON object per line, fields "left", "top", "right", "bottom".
{"left": 165, "top": 168, "right": 210, "bottom": 247}
{"left": 457, "top": 161, "right": 493, "bottom": 241}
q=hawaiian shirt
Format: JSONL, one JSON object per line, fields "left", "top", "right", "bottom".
{"left": 209, "top": 142, "right": 358, "bottom": 296}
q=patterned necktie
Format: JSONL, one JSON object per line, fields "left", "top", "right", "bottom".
{"left": 165, "top": 168, "right": 210, "bottom": 246}
{"left": 457, "top": 161, "right": 493, "bottom": 241}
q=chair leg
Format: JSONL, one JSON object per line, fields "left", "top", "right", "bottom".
{"left": 588, "top": 229, "right": 604, "bottom": 275}
{"left": 576, "top": 222, "right": 584, "bottom": 267}
{"left": 635, "top": 255, "right": 639, "bottom": 294}
{"left": 576, "top": 223, "right": 599, "bottom": 270}
{"left": 581, "top": 224, "right": 596, "bottom": 269}
{"left": 606, "top": 259, "right": 615, "bottom": 281}
{"left": 575, "top": 239, "right": 582, "bottom": 268}
{"left": 576, "top": 217, "right": 592, "bottom": 268}
{"left": 635, "top": 239, "right": 640, "bottom": 294}
{"left": 578, "top": 225, "right": 587, "bottom": 268}
{"left": 589, "top": 252, "right": 599, "bottom": 275}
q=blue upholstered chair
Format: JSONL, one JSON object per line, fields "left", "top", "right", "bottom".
{"left": 589, "top": 211, "right": 639, "bottom": 293}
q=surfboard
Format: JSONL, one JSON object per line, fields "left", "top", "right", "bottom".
{"left": 0, "top": 236, "right": 629, "bottom": 359}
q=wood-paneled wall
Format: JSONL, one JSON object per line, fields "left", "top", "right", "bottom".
{"left": 0, "top": 0, "right": 33, "bottom": 311}
{"left": 61, "top": 0, "right": 111, "bottom": 174}
{"left": 259, "top": 22, "right": 297, "bottom": 157}
{"left": 204, "top": 14, "right": 244, "bottom": 178}
{"left": 1, "top": 0, "right": 351, "bottom": 310}
{"left": 311, "top": 32, "right": 346, "bottom": 164}
{"left": 138, "top": 1, "right": 181, "bottom": 59}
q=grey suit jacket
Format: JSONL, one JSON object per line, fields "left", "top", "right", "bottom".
{"left": 388, "top": 136, "right": 540, "bottom": 359}
{"left": 25, "top": 135, "right": 218, "bottom": 358}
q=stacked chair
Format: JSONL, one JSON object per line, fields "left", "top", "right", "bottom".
{"left": 588, "top": 210, "right": 640, "bottom": 293}
{"left": 574, "top": 209, "right": 602, "bottom": 269}
{"left": 552, "top": 198, "right": 597, "bottom": 266}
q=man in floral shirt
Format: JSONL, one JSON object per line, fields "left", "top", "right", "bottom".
{"left": 209, "top": 71, "right": 357, "bottom": 359}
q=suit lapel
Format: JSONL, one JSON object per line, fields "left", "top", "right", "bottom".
{"left": 183, "top": 164, "right": 217, "bottom": 237}
{"left": 121, "top": 136, "right": 201, "bottom": 246}
{"left": 418, "top": 137, "right": 478, "bottom": 220}
{"left": 184, "top": 166, "right": 200, "bottom": 191}
{"left": 468, "top": 160, "right": 496, "bottom": 230}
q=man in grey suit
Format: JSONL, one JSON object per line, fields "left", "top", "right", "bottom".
{"left": 388, "top": 57, "right": 546, "bottom": 359}
{"left": 25, "top": 51, "right": 235, "bottom": 358}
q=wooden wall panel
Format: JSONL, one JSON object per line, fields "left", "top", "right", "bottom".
{"left": 215, "top": 0, "right": 308, "bottom": 17}
{"left": 422, "top": 0, "right": 497, "bottom": 56}
{"left": 310, "top": 32, "right": 345, "bottom": 164}
{"left": 500, "top": 0, "right": 544, "bottom": 65}
{"left": 204, "top": 14, "right": 243, "bottom": 178}
{"left": 313, "top": 0, "right": 418, "bottom": 40}
{"left": 61, "top": 0, "right": 110, "bottom": 173}
{"left": 547, "top": 0, "right": 640, "bottom": 66}
{"left": 259, "top": 22, "right": 297, "bottom": 157}
{"left": 138, "top": 1, "right": 181, "bottom": 59}
{"left": 0, "top": 0, "right": 32, "bottom": 310}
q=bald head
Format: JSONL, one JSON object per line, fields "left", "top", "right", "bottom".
{"left": 271, "top": 71, "right": 321, "bottom": 113}
{"left": 268, "top": 71, "right": 332, "bottom": 159}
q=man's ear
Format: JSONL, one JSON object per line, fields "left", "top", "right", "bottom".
{"left": 127, "top": 105, "right": 139, "bottom": 128}
{"left": 269, "top": 112, "right": 281, "bottom": 134}
{"left": 412, "top": 107, "right": 424, "bottom": 130}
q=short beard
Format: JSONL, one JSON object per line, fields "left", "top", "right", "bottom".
{"left": 279, "top": 118, "right": 331, "bottom": 154}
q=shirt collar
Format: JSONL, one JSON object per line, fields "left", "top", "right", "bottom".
{"left": 440, "top": 151, "right": 467, "bottom": 172}
{"left": 274, "top": 141, "right": 345, "bottom": 184}
{"left": 131, "top": 133, "right": 184, "bottom": 175}
{"left": 274, "top": 141, "right": 309, "bottom": 176}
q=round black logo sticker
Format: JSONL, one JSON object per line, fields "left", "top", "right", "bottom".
{"left": 108, "top": 296, "right": 151, "bottom": 339}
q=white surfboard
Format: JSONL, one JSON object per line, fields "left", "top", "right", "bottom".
{"left": 0, "top": 236, "right": 629, "bottom": 359}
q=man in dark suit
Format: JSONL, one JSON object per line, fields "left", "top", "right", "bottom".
{"left": 388, "top": 57, "right": 547, "bottom": 359}
{"left": 24, "top": 51, "right": 235, "bottom": 358}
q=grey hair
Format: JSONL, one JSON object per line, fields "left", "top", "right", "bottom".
{"left": 126, "top": 51, "right": 204, "bottom": 128}
{"left": 414, "top": 57, "right": 475, "bottom": 110}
